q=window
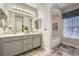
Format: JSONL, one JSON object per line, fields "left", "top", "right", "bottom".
{"left": 63, "top": 16, "right": 79, "bottom": 39}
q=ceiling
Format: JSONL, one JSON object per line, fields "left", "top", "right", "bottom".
{"left": 54, "top": 3, "right": 78, "bottom": 13}
{"left": 26, "top": 3, "right": 76, "bottom": 9}
{"left": 26, "top": 3, "right": 52, "bottom": 9}
{"left": 26, "top": 3, "right": 79, "bottom": 13}
{"left": 56, "top": 3, "right": 72, "bottom": 9}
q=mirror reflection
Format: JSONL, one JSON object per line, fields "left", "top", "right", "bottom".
{"left": 0, "top": 8, "right": 41, "bottom": 34}
{"left": 9, "top": 11, "right": 33, "bottom": 33}
{"left": 0, "top": 9, "right": 8, "bottom": 34}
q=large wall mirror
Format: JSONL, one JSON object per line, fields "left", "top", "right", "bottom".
{"left": 35, "top": 18, "right": 41, "bottom": 30}
{"left": 0, "top": 9, "right": 8, "bottom": 33}
{"left": 9, "top": 11, "right": 33, "bottom": 33}
{"left": 15, "top": 15, "right": 23, "bottom": 33}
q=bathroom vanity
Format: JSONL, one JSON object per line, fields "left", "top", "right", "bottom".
{"left": 0, "top": 33, "right": 42, "bottom": 56}
{"left": 0, "top": 4, "right": 42, "bottom": 56}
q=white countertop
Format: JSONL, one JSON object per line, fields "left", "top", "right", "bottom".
{"left": 0, "top": 32, "right": 42, "bottom": 38}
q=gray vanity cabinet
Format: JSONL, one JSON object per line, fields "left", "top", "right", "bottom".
{"left": 0, "top": 40, "right": 1, "bottom": 55}
{"left": 32, "top": 34, "right": 42, "bottom": 48}
{"left": 0, "top": 34, "right": 42, "bottom": 56}
{"left": 23, "top": 35, "right": 32, "bottom": 51}
{"left": 2, "top": 36, "right": 23, "bottom": 56}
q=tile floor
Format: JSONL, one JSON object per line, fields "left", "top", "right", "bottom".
{"left": 20, "top": 47, "right": 62, "bottom": 56}
{"left": 20, "top": 43, "right": 79, "bottom": 56}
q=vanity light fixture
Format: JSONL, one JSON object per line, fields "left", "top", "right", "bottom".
{"left": 25, "top": 10, "right": 28, "bottom": 13}
{"left": 17, "top": 8, "right": 20, "bottom": 11}
{"left": 20, "top": 8, "right": 23, "bottom": 12}
{"left": 12, "top": 6, "right": 35, "bottom": 15}
{"left": 23, "top": 10, "right": 26, "bottom": 12}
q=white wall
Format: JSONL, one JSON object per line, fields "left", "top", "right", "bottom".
{"left": 37, "top": 4, "right": 52, "bottom": 51}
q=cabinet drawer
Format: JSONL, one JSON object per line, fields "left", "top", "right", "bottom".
{"left": 33, "top": 37, "right": 41, "bottom": 48}
{"left": 32, "top": 34, "right": 41, "bottom": 38}
{"left": 3, "top": 40, "right": 23, "bottom": 56}
{"left": 23, "top": 44, "right": 32, "bottom": 51}
{"left": 2, "top": 36, "right": 23, "bottom": 42}
{"left": 24, "top": 35, "right": 32, "bottom": 39}
{"left": 23, "top": 38, "right": 32, "bottom": 45}
{"left": 33, "top": 42, "right": 41, "bottom": 48}
{"left": 0, "top": 39, "right": 2, "bottom": 55}
{"left": 33, "top": 37, "right": 41, "bottom": 43}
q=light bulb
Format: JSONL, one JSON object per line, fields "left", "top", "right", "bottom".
{"left": 23, "top": 10, "right": 26, "bottom": 12}
{"left": 17, "top": 8, "right": 20, "bottom": 11}
{"left": 20, "top": 8, "right": 23, "bottom": 12}
{"left": 12, "top": 6, "right": 35, "bottom": 16}
{"left": 28, "top": 11, "right": 31, "bottom": 14}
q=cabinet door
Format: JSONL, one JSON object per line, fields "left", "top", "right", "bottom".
{"left": 0, "top": 39, "right": 1, "bottom": 55}
{"left": 33, "top": 36, "right": 41, "bottom": 48}
{"left": 3, "top": 39, "right": 23, "bottom": 56}
{"left": 23, "top": 38, "right": 32, "bottom": 51}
